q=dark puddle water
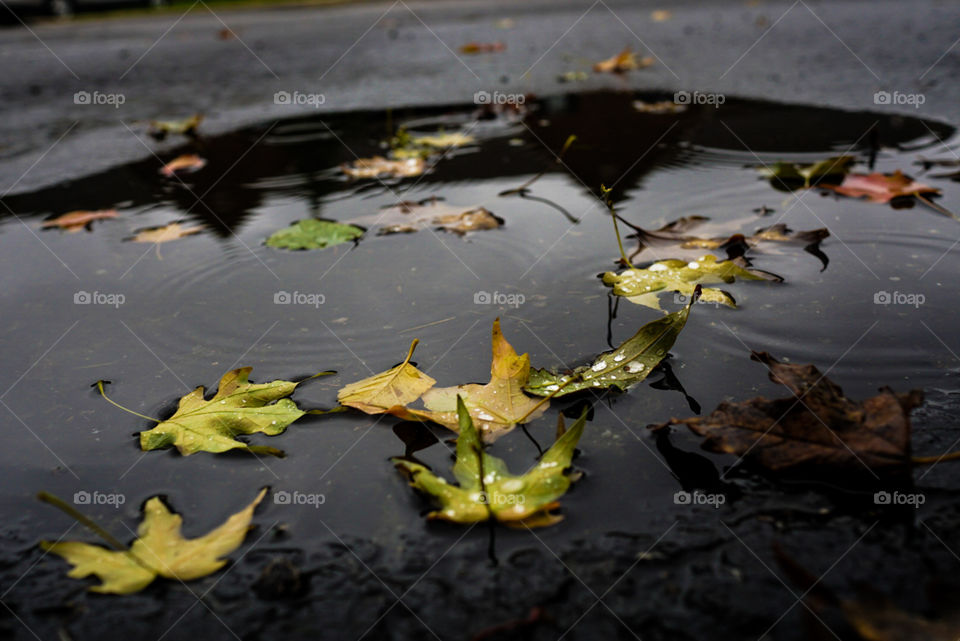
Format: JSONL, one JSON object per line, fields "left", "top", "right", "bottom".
{"left": 3, "top": 91, "right": 960, "bottom": 640}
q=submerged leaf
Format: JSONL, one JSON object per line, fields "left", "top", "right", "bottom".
{"left": 341, "top": 156, "right": 425, "bottom": 179}
{"left": 824, "top": 170, "right": 940, "bottom": 203}
{"left": 651, "top": 351, "right": 924, "bottom": 480}
{"left": 160, "top": 153, "right": 206, "bottom": 177}
{"left": 363, "top": 198, "right": 502, "bottom": 236}
{"left": 396, "top": 319, "right": 547, "bottom": 442}
{"left": 41, "top": 209, "right": 118, "bottom": 232}
{"left": 147, "top": 114, "right": 203, "bottom": 140}
{"left": 265, "top": 219, "right": 364, "bottom": 250}
{"left": 393, "top": 397, "right": 585, "bottom": 527}
{"left": 762, "top": 156, "right": 854, "bottom": 189}
{"left": 593, "top": 47, "right": 653, "bottom": 73}
{"left": 136, "top": 368, "right": 317, "bottom": 455}
{"left": 602, "top": 254, "right": 781, "bottom": 310}
{"left": 41, "top": 489, "right": 265, "bottom": 594}
{"left": 526, "top": 288, "right": 698, "bottom": 396}
{"left": 338, "top": 339, "right": 436, "bottom": 414}
{"left": 128, "top": 222, "right": 204, "bottom": 244}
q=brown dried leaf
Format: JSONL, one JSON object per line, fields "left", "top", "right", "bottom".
{"left": 41, "top": 209, "right": 118, "bottom": 233}
{"left": 129, "top": 222, "right": 205, "bottom": 244}
{"left": 651, "top": 351, "right": 923, "bottom": 479}
{"left": 160, "top": 154, "right": 207, "bottom": 177}
{"left": 593, "top": 47, "right": 654, "bottom": 73}
{"left": 341, "top": 156, "right": 425, "bottom": 179}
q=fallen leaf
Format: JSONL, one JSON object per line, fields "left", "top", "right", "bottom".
{"left": 147, "top": 114, "right": 203, "bottom": 141}
{"left": 341, "top": 155, "right": 426, "bottom": 179}
{"left": 651, "top": 351, "right": 924, "bottom": 480}
{"left": 394, "top": 319, "right": 547, "bottom": 442}
{"left": 557, "top": 70, "right": 589, "bottom": 83}
{"left": 459, "top": 41, "right": 505, "bottom": 54}
{"left": 41, "top": 209, "right": 117, "bottom": 233}
{"left": 354, "top": 197, "right": 502, "bottom": 236}
{"left": 134, "top": 367, "right": 317, "bottom": 455}
{"left": 762, "top": 156, "right": 854, "bottom": 189}
{"left": 651, "top": 9, "right": 672, "bottom": 21}
{"left": 602, "top": 254, "right": 781, "bottom": 310}
{"left": 632, "top": 99, "right": 686, "bottom": 114}
{"left": 593, "top": 47, "right": 654, "bottom": 73}
{"left": 393, "top": 396, "right": 585, "bottom": 527}
{"left": 160, "top": 153, "right": 206, "bottom": 177}
{"left": 41, "top": 489, "right": 266, "bottom": 594}
{"left": 824, "top": 170, "right": 940, "bottom": 203}
{"left": 265, "top": 218, "right": 364, "bottom": 250}
{"left": 338, "top": 339, "right": 436, "bottom": 414}
{"left": 128, "top": 222, "right": 205, "bottom": 244}
{"left": 525, "top": 287, "right": 698, "bottom": 396}
{"left": 390, "top": 129, "right": 476, "bottom": 159}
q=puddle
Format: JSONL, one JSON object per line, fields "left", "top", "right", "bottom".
{"left": 2, "top": 91, "right": 960, "bottom": 640}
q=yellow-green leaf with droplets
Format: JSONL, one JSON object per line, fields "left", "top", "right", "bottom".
{"left": 393, "top": 397, "right": 585, "bottom": 528}
{"left": 525, "top": 288, "right": 698, "bottom": 396}
{"left": 601, "top": 254, "right": 780, "bottom": 311}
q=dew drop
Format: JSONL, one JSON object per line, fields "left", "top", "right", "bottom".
{"left": 591, "top": 360, "right": 607, "bottom": 372}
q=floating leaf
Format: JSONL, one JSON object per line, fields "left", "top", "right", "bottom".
{"left": 265, "top": 218, "right": 364, "bottom": 250}
{"left": 41, "top": 489, "right": 266, "bottom": 594}
{"left": 100, "top": 368, "right": 323, "bottom": 456}
{"left": 147, "top": 114, "right": 203, "bottom": 141}
{"left": 459, "top": 41, "right": 505, "bottom": 54}
{"left": 128, "top": 222, "right": 205, "bottom": 244}
{"left": 650, "top": 351, "right": 925, "bottom": 480}
{"left": 762, "top": 156, "right": 854, "bottom": 189}
{"left": 593, "top": 47, "right": 653, "bottom": 73}
{"left": 393, "top": 397, "right": 585, "bottom": 527}
{"left": 160, "top": 153, "right": 206, "bottom": 177}
{"left": 338, "top": 339, "right": 436, "bottom": 414}
{"left": 824, "top": 170, "right": 940, "bottom": 203}
{"left": 525, "top": 287, "right": 698, "bottom": 397}
{"left": 390, "top": 129, "right": 476, "bottom": 159}
{"left": 341, "top": 156, "right": 425, "bottom": 179}
{"left": 41, "top": 209, "right": 117, "bottom": 233}
{"left": 357, "top": 197, "right": 502, "bottom": 236}
{"left": 632, "top": 99, "right": 686, "bottom": 114}
{"left": 602, "top": 254, "right": 781, "bottom": 311}
{"left": 395, "top": 319, "right": 547, "bottom": 442}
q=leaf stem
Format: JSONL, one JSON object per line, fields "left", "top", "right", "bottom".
{"left": 37, "top": 492, "right": 128, "bottom": 551}
{"left": 911, "top": 450, "right": 960, "bottom": 465}
{"left": 94, "top": 381, "right": 160, "bottom": 423}
{"left": 516, "top": 373, "right": 584, "bottom": 425}
{"left": 916, "top": 193, "right": 959, "bottom": 221}
{"left": 500, "top": 135, "right": 576, "bottom": 195}
{"left": 602, "top": 184, "right": 634, "bottom": 269}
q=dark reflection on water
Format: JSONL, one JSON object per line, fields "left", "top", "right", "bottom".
{"left": 1, "top": 91, "right": 960, "bottom": 638}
